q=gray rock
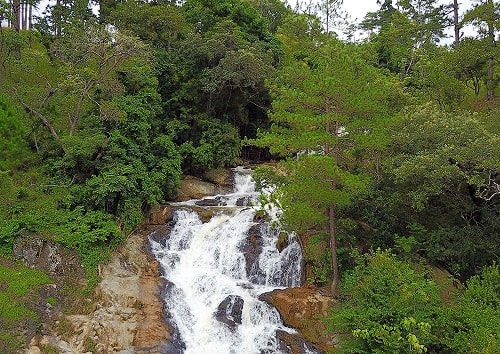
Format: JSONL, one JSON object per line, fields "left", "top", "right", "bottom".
{"left": 214, "top": 295, "right": 244, "bottom": 331}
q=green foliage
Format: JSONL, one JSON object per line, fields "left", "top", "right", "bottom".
{"left": 182, "top": 0, "right": 277, "bottom": 47}
{"left": 329, "top": 250, "right": 441, "bottom": 353}
{"left": 55, "top": 207, "right": 122, "bottom": 252}
{"left": 278, "top": 155, "right": 369, "bottom": 231}
{"left": 0, "top": 95, "right": 28, "bottom": 170}
{"left": 383, "top": 104, "right": 499, "bottom": 277}
{"left": 0, "top": 5, "right": 498, "bottom": 352}
{"left": 0, "top": 331, "right": 24, "bottom": 354}
{"left": 0, "top": 170, "right": 123, "bottom": 286}
{"left": 442, "top": 264, "right": 500, "bottom": 353}
{"left": 178, "top": 116, "right": 241, "bottom": 172}
{"left": 0, "top": 263, "right": 51, "bottom": 298}
{"left": 362, "top": 0, "right": 448, "bottom": 76}
{"left": 408, "top": 47, "right": 467, "bottom": 109}
{"left": 305, "top": 233, "right": 332, "bottom": 285}
{"left": 111, "top": 2, "right": 187, "bottom": 48}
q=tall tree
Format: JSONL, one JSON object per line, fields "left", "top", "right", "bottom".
{"left": 252, "top": 19, "right": 397, "bottom": 296}
{"left": 35, "top": 0, "right": 95, "bottom": 37}
{"left": 462, "top": 0, "right": 499, "bottom": 100}
{"left": 315, "top": 0, "right": 344, "bottom": 33}
{"left": 361, "top": 0, "right": 449, "bottom": 75}
{"left": 382, "top": 104, "right": 499, "bottom": 278}
{"left": 453, "top": 0, "right": 461, "bottom": 47}
{"left": 14, "top": 22, "right": 147, "bottom": 152}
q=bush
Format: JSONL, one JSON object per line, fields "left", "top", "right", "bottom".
{"left": 329, "top": 249, "right": 442, "bottom": 353}
{"left": 442, "top": 264, "right": 500, "bottom": 353}
{"left": 0, "top": 95, "right": 28, "bottom": 170}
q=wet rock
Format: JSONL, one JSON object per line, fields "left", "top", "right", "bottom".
{"left": 147, "top": 225, "right": 173, "bottom": 248}
{"left": 260, "top": 287, "right": 338, "bottom": 353}
{"left": 214, "top": 295, "right": 244, "bottom": 331}
{"left": 203, "top": 169, "right": 233, "bottom": 190}
{"left": 38, "top": 232, "right": 175, "bottom": 354}
{"left": 146, "top": 205, "right": 174, "bottom": 225}
{"left": 236, "top": 197, "right": 250, "bottom": 206}
{"left": 194, "top": 196, "right": 227, "bottom": 207}
{"left": 239, "top": 223, "right": 264, "bottom": 278}
{"left": 276, "top": 232, "right": 289, "bottom": 253}
{"left": 191, "top": 206, "right": 217, "bottom": 222}
{"left": 236, "top": 281, "right": 254, "bottom": 289}
{"left": 275, "top": 329, "right": 325, "bottom": 354}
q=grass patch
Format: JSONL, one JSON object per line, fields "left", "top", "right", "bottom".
{"left": 0, "top": 331, "right": 24, "bottom": 354}
{"left": 0, "top": 262, "right": 52, "bottom": 351}
{"left": 0, "top": 263, "right": 52, "bottom": 298}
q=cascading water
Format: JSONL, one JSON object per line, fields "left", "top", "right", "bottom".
{"left": 148, "top": 168, "right": 314, "bottom": 353}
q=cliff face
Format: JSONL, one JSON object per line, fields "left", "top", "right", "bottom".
{"left": 26, "top": 226, "right": 173, "bottom": 353}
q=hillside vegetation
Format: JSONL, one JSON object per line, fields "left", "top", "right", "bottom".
{"left": 0, "top": 0, "right": 498, "bottom": 352}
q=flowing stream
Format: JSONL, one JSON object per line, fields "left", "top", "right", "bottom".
{"left": 148, "top": 168, "right": 312, "bottom": 353}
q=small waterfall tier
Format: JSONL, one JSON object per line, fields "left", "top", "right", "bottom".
{"left": 148, "top": 167, "right": 320, "bottom": 354}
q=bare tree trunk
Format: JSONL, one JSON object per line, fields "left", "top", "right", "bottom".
{"left": 56, "top": 0, "right": 61, "bottom": 36}
{"left": 325, "top": 97, "right": 340, "bottom": 298}
{"left": 329, "top": 202, "right": 339, "bottom": 297}
{"left": 11, "top": 0, "right": 21, "bottom": 58}
{"left": 20, "top": 3, "right": 24, "bottom": 30}
{"left": 23, "top": 2, "right": 28, "bottom": 30}
{"left": 29, "top": 4, "right": 32, "bottom": 30}
{"left": 326, "top": 1, "right": 330, "bottom": 33}
{"left": 486, "top": 0, "right": 495, "bottom": 100}
{"left": 453, "top": 0, "right": 460, "bottom": 48}
{"left": 19, "top": 3, "right": 23, "bottom": 30}
{"left": 12, "top": 0, "right": 21, "bottom": 32}
{"left": 14, "top": 88, "right": 67, "bottom": 153}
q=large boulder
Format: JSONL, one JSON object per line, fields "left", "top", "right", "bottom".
{"left": 146, "top": 205, "right": 175, "bottom": 225}
{"left": 239, "top": 223, "right": 265, "bottom": 279}
{"left": 203, "top": 168, "right": 232, "bottom": 189}
{"left": 195, "top": 196, "right": 227, "bottom": 207}
{"left": 173, "top": 169, "right": 234, "bottom": 202}
{"left": 175, "top": 176, "right": 217, "bottom": 201}
{"left": 260, "top": 287, "right": 338, "bottom": 352}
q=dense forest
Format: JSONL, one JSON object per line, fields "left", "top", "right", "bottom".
{"left": 0, "top": 0, "right": 498, "bottom": 352}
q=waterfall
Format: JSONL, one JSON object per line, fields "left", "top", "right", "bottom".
{"left": 148, "top": 167, "right": 313, "bottom": 353}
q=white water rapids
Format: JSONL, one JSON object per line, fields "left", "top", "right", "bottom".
{"left": 148, "top": 168, "right": 313, "bottom": 353}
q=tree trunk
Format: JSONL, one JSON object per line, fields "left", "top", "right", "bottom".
{"left": 487, "top": 56, "right": 494, "bottom": 100}
{"left": 29, "top": 4, "right": 32, "bottom": 30}
{"left": 329, "top": 202, "right": 339, "bottom": 297}
{"left": 12, "top": 0, "right": 21, "bottom": 32}
{"left": 56, "top": 0, "right": 62, "bottom": 37}
{"left": 453, "top": 0, "right": 460, "bottom": 48}
{"left": 325, "top": 97, "right": 340, "bottom": 298}
{"left": 486, "top": 0, "right": 495, "bottom": 100}
{"left": 14, "top": 89, "right": 66, "bottom": 153}
{"left": 23, "top": 2, "right": 28, "bottom": 30}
